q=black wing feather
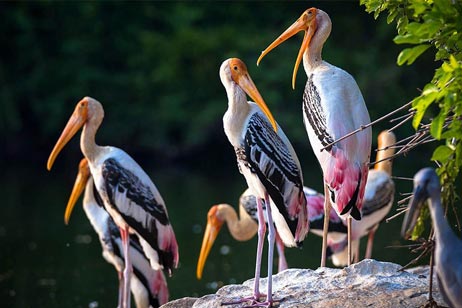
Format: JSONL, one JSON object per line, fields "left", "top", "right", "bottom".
{"left": 302, "top": 74, "right": 334, "bottom": 151}
{"left": 240, "top": 113, "right": 304, "bottom": 238}
{"left": 102, "top": 158, "right": 174, "bottom": 272}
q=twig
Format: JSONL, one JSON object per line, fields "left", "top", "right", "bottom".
{"left": 386, "top": 207, "right": 408, "bottom": 223}
{"left": 389, "top": 111, "right": 415, "bottom": 123}
{"left": 319, "top": 101, "right": 413, "bottom": 152}
{"left": 391, "top": 176, "right": 413, "bottom": 181}
{"left": 398, "top": 195, "right": 413, "bottom": 205}
{"left": 388, "top": 113, "right": 414, "bottom": 133}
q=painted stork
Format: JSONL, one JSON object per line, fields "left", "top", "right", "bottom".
{"left": 402, "top": 168, "right": 462, "bottom": 308}
{"left": 47, "top": 97, "right": 179, "bottom": 308}
{"left": 196, "top": 188, "right": 288, "bottom": 280}
{"left": 357, "top": 130, "right": 396, "bottom": 260}
{"left": 65, "top": 158, "right": 169, "bottom": 308}
{"left": 220, "top": 58, "right": 309, "bottom": 306}
{"left": 329, "top": 130, "right": 397, "bottom": 265}
{"left": 257, "top": 7, "right": 372, "bottom": 267}
{"left": 197, "top": 186, "right": 349, "bottom": 278}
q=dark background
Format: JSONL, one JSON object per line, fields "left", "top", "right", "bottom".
{"left": 0, "top": 1, "right": 439, "bottom": 307}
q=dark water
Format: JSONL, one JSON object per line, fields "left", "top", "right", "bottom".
{"left": 0, "top": 150, "right": 430, "bottom": 307}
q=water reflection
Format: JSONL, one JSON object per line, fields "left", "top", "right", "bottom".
{"left": 0, "top": 157, "right": 422, "bottom": 307}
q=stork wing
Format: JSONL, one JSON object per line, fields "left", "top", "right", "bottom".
{"left": 243, "top": 112, "right": 306, "bottom": 239}
{"left": 239, "top": 193, "right": 259, "bottom": 223}
{"left": 102, "top": 158, "right": 178, "bottom": 273}
{"left": 362, "top": 176, "right": 395, "bottom": 217}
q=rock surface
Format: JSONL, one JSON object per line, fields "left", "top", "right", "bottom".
{"left": 161, "top": 259, "right": 448, "bottom": 308}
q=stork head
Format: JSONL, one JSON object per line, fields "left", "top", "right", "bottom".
{"left": 47, "top": 97, "right": 104, "bottom": 170}
{"left": 219, "top": 58, "right": 277, "bottom": 131}
{"left": 196, "top": 204, "right": 225, "bottom": 280}
{"left": 64, "top": 158, "right": 91, "bottom": 225}
{"left": 257, "top": 8, "right": 331, "bottom": 89}
{"left": 401, "top": 168, "right": 440, "bottom": 239}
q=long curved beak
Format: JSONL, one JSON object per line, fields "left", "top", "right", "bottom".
{"left": 237, "top": 73, "right": 278, "bottom": 132}
{"left": 401, "top": 185, "right": 426, "bottom": 239}
{"left": 64, "top": 159, "right": 91, "bottom": 225}
{"left": 257, "top": 12, "right": 317, "bottom": 89}
{"left": 47, "top": 104, "right": 87, "bottom": 171}
{"left": 196, "top": 217, "right": 223, "bottom": 280}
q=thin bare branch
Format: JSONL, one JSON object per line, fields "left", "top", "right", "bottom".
{"left": 319, "top": 101, "right": 414, "bottom": 152}
{"left": 389, "top": 111, "right": 415, "bottom": 123}
{"left": 386, "top": 207, "right": 408, "bottom": 223}
{"left": 388, "top": 113, "right": 414, "bottom": 132}
{"left": 391, "top": 176, "right": 413, "bottom": 181}
{"left": 398, "top": 195, "right": 413, "bottom": 205}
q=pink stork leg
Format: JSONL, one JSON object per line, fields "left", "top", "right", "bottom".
{"left": 120, "top": 226, "right": 132, "bottom": 308}
{"left": 320, "top": 184, "right": 331, "bottom": 267}
{"left": 353, "top": 239, "right": 360, "bottom": 263}
{"left": 252, "top": 196, "right": 266, "bottom": 301}
{"left": 275, "top": 233, "right": 287, "bottom": 272}
{"left": 347, "top": 217, "right": 352, "bottom": 266}
{"left": 263, "top": 193, "right": 276, "bottom": 305}
{"left": 117, "top": 271, "right": 124, "bottom": 308}
{"left": 365, "top": 226, "right": 377, "bottom": 260}
{"left": 222, "top": 196, "right": 266, "bottom": 306}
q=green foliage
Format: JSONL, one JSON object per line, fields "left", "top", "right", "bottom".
{"left": 361, "top": 0, "right": 462, "bottom": 238}
{"left": 410, "top": 203, "right": 430, "bottom": 241}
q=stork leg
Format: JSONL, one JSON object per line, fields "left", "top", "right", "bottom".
{"left": 263, "top": 193, "right": 276, "bottom": 305}
{"left": 275, "top": 233, "right": 287, "bottom": 272}
{"left": 120, "top": 226, "right": 132, "bottom": 308}
{"left": 365, "top": 227, "right": 377, "bottom": 260}
{"left": 347, "top": 217, "right": 352, "bottom": 266}
{"left": 222, "top": 196, "right": 266, "bottom": 306}
{"left": 117, "top": 271, "right": 124, "bottom": 308}
{"left": 252, "top": 196, "right": 266, "bottom": 301}
{"left": 321, "top": 184, "right": 331, "bottom": 267}
{"left": 353, "top": 239, "right": 360, "bottom": 263}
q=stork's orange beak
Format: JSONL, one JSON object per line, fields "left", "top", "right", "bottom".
{"left": 196, "top": 206, "right": 224, "bottom": 280}
{"left": 229, "top": 58, "right": 278, "bottom": 132}
{"left": 64, "top": 158, "right": 91, "bottom": 225}
{"left": 47, "top": 98, "right": 89, "bottom": 171}
{"left": 257, "top": 8, "right": 318, "bottom": 89}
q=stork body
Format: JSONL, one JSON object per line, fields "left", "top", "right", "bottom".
{"left": 64, "top": 159, "right": 169, "bottom": 308}
{"left": 330, "top": 131, "right": 396, "bottom": 265}
{"left": 257, "top": 7, "right": 372, "bottom": 267}
{"left": 402, "top": 168, "right": 462, "bottom": 308}
{"left": 220, "top": 58, "right": 309, "bottom": 306}
{"left": 47, "top": 97, "right": 179, "bottom": 308}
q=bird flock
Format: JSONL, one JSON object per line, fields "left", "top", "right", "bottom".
{"left": 46, "top": 7, "right": 461, "bottom": 308}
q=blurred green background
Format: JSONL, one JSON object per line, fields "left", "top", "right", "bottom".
{"left": 0, "top": 1, "right": 441, "bottom": 307}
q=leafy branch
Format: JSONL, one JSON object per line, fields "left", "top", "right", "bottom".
{"left": 361, "top": 0, "right": 462, "bottom": 240}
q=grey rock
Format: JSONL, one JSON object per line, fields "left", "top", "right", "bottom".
{"left": 161, "top": 260, "right": 448, "bottom": 308}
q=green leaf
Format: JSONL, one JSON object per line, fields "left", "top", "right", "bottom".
{"left": 394, "top": 34, "right": 423, "bottom": 44}
{"left": 411, "top": 205, "right": 430, "bottom": 240}
{"left": 410, "top": 2, "right": 428, "bottom": 16}
{"left": 449, "top": 55, "right": 460, "bottom": 69}
{"left": 387, "top": 9, "right": 399, "bottom": 24}
{"left": 430, "top": 105, "right": 448, "bottom": 140}
{"left": 397, "top": 44, "right": 431, "bottom": 65}
{"left": 412, "top": 84, "right": 439, "bottom": 129}
{"left": 431, "top": 145, "right": 454, "bottom": 162}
